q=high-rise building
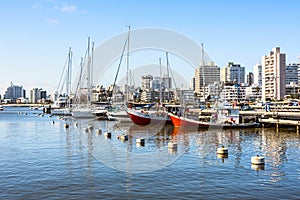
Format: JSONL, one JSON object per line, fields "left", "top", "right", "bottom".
{"left": 30, "top": 88, "right": 47, "bottom": 103}
{"left": 253, "top": 63, "right": 262, "bottom": 86}
{"left": 247, "top": 72, "right": 254, "bottom": 86}
{"left": 194, "top": 62, "right": 220, "bottom": 96}
{"left": 262, "top": 47, "right": 286, "bottom": 101}
{"left": 223, "top": 62, "right": 245, "bottom": 84}
{"left": 3, "top": 82, "right": 26, "bottom": 103}
{"left": 285, "top": 63, "right": 299, "bottom": 85}
{"left": 141, "top": 75, "right": 153, "bottom": 90}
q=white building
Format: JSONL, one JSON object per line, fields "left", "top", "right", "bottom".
{"left": 245, "top": 84, "right": 262, "bottom": 101}
{"left": 195, "top": 61, "right": 220, "bottom": 97}
{"left": 262, "top": 47, "right": 286, "bottom": 101}
{"left": 253, "top": 63, "right": 262, "bottom": 86}
{"left": 223, "top": 62, "right": 245, "bottom": 84}
{"left": 220, "top": 84, "right": 246, "bottom": 102}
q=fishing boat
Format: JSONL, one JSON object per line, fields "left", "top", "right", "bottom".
{"left": 126, "top": 102, "right": 174, "bottom": 125}
{"left": 169, "top": 106, "right": 259, "bottom": 129}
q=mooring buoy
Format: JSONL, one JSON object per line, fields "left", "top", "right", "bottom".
{"left": 120, "top": 134, "right": 128, "bottom": 141}
{"left": 217, "top": 146, "right": 228, "bottom": 154}
{"left": 95, "top": 129, "right": 102, "bottom": 134}
{"left": 136, "top": 138, "right": 145, "bottom": 144}
{"left": 104, "top": 131, "right": 111, "bottom": 138}
{"left": 168, "top": 141, "right": 178, "bottom": 149}
{"left": 251, "top": 155, "right": 265, "bottom": 165}
{"left": 64, "top": 123, "right": 69, "bottom": 128}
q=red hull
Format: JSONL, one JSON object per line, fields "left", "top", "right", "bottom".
{"left": 127, "top": 109, "right": 171, "bottom": 125}
{"left": 169, "top": 113, "right": 258, "bottom": 129}
{"left": 169, "top": 113, "right": 209, "bottom": 127}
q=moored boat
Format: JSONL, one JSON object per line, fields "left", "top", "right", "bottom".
{"left": 169, "top": 107, "right": 259, "bottom": 129}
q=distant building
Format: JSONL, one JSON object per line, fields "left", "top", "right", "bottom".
{"left": 3, "top": 82, "right": 26, "bottom": 103}
{"left": 30, "top": 88, "right": 47, "bottom": 103}
{"left": 285, "top": 63, "right": 299, "bottom": 85}
{"left": 141, "top": 75, "right": 153, "bottom": 90}
{"left": 253, "top": 63, "right": 262, "bottom": 86}
{"left": 195, "top": 61, "right": 220, "bottom": 97}
{"left": 262, "top": 47, "right": 286, "bottom": 101}
{"left": 222, "top": 62, "right": 245, "bottom": 84}
{"left": 247, "top": 72, "right": 254, "bottom": 86}
{"left": 245, "top": 84, "right": 262, "bottom": 101}
{"left": 220, "top": 84, "right": 246, "bottom": 102}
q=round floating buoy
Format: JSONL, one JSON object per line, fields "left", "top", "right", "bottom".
{"left": 64, "top": 123, "right": 69, "bottom": 128}
{"left": 120, "top": 134, "right": 128, "bottom": 141}
{"left": 217, "top": 146, "right": 228, "bottom": 154}
{"left": 136, "top": 138, "right": 145, "bottom": 144}
{"left": 217, "top": 154, "right": 228, "bottom": 159}
{"left": 52, "top": 120, "right": 55, "bottom": 124}
{"left": 251, "top": 155, "right": 265, "bottom": 165}
{"left": 82, "top": 128, "right": 88, "bottom": 132}
{"left": 168, "top": 141, "right": 177, "bottom": 149}
{"left": 251, "top": 164, "right": 265, "bottom": 170}
{"left": 74, "top": 122, "right": 78, "bottom": 127}
{"left": 96, "top": 129, "right": 102, "bottom": 134}
{"left": 104, "top": 131, "right": 111, "bottom": 138}
{"left": 87, "top": 125, "right": 93, "bottom": 130}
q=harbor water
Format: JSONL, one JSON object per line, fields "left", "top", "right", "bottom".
{"left": 1, "top": 107, "right": 300, "bottom": 199}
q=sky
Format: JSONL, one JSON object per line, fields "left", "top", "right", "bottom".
{"left": 1, "top": 0, "right": 300, "bottom": 97}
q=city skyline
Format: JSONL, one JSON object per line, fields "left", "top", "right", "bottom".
{"left": 1, "top": 0, "right": 300, "bottom": 96}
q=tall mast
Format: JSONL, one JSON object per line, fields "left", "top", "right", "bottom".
{"left": 126, "top": 25, "right": 131, "bottom": 102}
{"left": 91, "top": 41, "right": 94, "bottom": 90}
{"left": 166, "top": 52, "right": 170, "bottom": 102}
{"left": 201, "top": 43, "right": 206, "bottom": 102}
{"left": 66, "top": 47, "right": 72, "bottom": 98}
{"left": 87, "top": 37, "right": 91, "bottom": 105}
{"left": 159, "top": 57, "right": 162, "bottom": 105}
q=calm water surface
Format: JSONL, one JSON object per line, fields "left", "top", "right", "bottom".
{"left": 1, "top": 107, "right": 300, "bottom": 199}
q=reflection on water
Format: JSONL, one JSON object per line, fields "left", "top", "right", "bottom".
{"left": 1, "top": 107, "right": 300, "bottom": 199}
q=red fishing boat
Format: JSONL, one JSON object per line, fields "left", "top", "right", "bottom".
{"left": 169, "top": 107, "right": 259, "bottom": 129}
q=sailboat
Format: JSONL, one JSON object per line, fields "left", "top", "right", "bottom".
{"left": 51, "top": 47, "right": 72, "bottom": 116}
{"left": 105, "top": 26, "right": 132, "bottom": 122}
{"left": 72, "top": 37, "right": 103, "bottom": 118}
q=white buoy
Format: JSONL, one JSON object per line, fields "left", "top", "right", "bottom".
{"left": 87, "top": 125, "right": 93, "bottom": 130}
{"left": 217, "top": 154, "right": 228, "bottom": 159}
{"left": 120, "top": 134, "right": 128, "bottom": 141}
{"left": 82, "top": 128, "right": 88, "bottom": 132}
{"left": 217, "top": 146, "right": 228, "bottom": 154}
{"left": 104, "top": 131, "right": 111, "bottom": 138}
{"left": 74, "top": 122, "right": 78, "bottom": 127}
{"left": 168, "top": 141, "right": 178, "bottom": 149}
{"left": 64, "top": 123, "right": 69, "bottom": 128}
{"left": 251, "top": 155, "right": 265, "bottom": 165}
{"left": 96, "top": 129, "right": 102, "bottom": 134}
{"left": 251, "top": 164, "right": 265, "bottom": 170}
{"left": 136, "top": 138, "right": 145, "bottom": 144}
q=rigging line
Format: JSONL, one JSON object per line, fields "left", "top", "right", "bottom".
{"left": 167, "top": 53, "right": 181, "bottom": 101}
{"left": 56, "top": 49, "right": 70, "bottom": 93}
{"left": 130, "top": 70, "right": 135, "bottom": 86}
{"left": 111, "top": 35, "right": 129, "bottom": 97}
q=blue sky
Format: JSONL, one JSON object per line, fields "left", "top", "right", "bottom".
{"left": 1, "top": 0, "right": 300, "bottom": 96}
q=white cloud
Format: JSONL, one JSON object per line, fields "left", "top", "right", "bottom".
{"left": 61, "top": 4, "right": 77, "bottom": 13}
